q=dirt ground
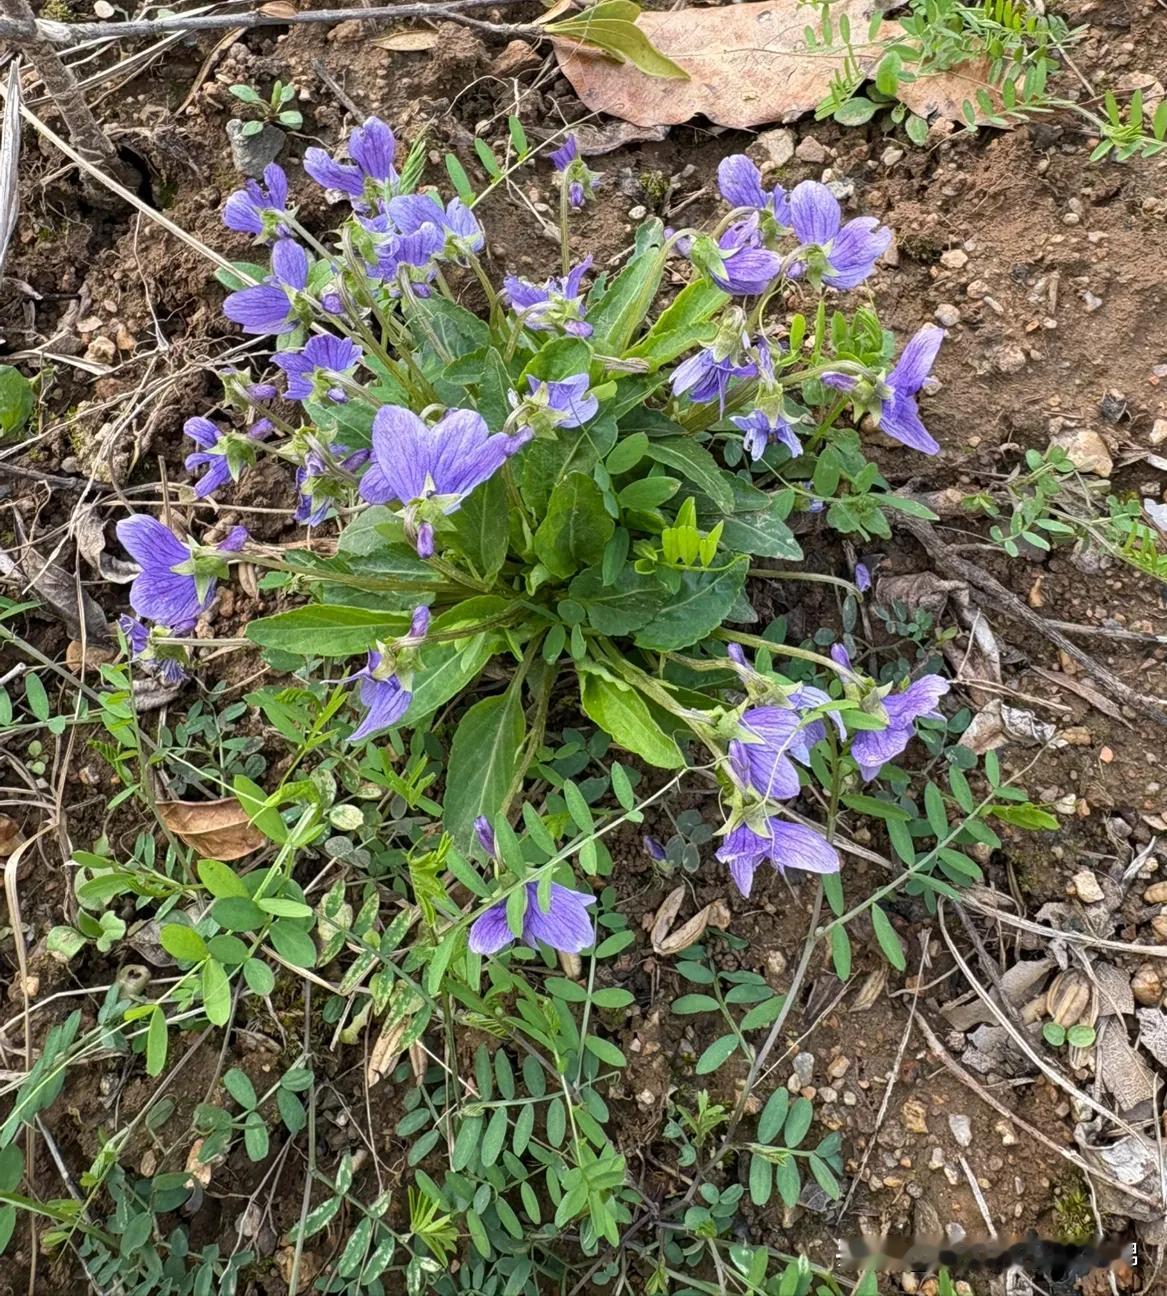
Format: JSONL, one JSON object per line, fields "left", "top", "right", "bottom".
{"left": 3, "top": 0, "right": 1167, "bottom": 1291}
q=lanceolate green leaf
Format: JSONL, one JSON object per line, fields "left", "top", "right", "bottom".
{"left": 626, "top": 280, "right": 727, "bottom": 370}
{"left": 405, "top": 633, "right": 495, "bottom": 726}
{"left": 444, "top": 687, "right": 526, "bottom": 851}
{"left": 579, "top": 671, "right": 684, "bottom": 769}
{"left": 585, "top": 219, "right": 668, "bottom": 353}
{"left": 569, "top": 567, "right": 669, "bottom": 635}
{"left": 246, "top": 605, "right": 411, "bottom": 657}
{"left": 645, "top": 438, "right": 734, "bottom": 513}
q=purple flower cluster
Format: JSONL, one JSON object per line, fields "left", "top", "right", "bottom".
{"left": 359, "top": 405, "right": 529, "bottom": 557}
{"left": 119, "top": 615, "right": 188, "bottom": 687}
{"left": 717, "top": 819, "right": 841, "bottom": 899}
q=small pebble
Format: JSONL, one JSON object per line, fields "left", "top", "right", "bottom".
{"left": 934, "top": 303, "right": 961, "bottom": 327}
{"left": 948, "top": 1114, "right": 973, "bottom": 1148}
{"left": 940, "top": 249, "right": 968, "bottom": 270}
{"left": 627, "top": 204, "right": 647, "bottom": 220}
{"left": 795, "top": 136, "right": 829, "bottom": 164}
{"left": 1070, "top": 869, "right": 1105, "bottom": 904}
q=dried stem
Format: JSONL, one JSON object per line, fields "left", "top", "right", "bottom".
{"left": 0, "top": 0, "right": 126, "bottom": 189}
{"left": 0, "top": 0, "right": 542, "bottom": 48}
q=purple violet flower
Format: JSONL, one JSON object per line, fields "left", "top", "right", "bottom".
{"left": 304, "top": 116, "right": 398, "bottom": 203}
{"left": 522, "top": 373, "right": 598, "bottom": 431}
{"left": 789, "top": 180, "right": 892, "bottom": 290}
{"left": 643, "top": 835, "right": 667, "bottom": 861}
{"left": 118, "top": 615, "right": 188, "bottom": 686}
{"left": 385, "top": 193, "right": 485, "bottom": 257}
{"left": 550, "top": 134, "right": 600, "bottom": 210}
{"left": 854, "top": 562, "right": 871, "bottom": 592}
{"left": 711, "top": 217, "right": 785, "bottom": 296}
{"left": 503, "top": 257, "right": 592, "bottom": 337}
{"left": 222, "top": 164, "right": 290, "bottom": 241}
{"left": 468, "top": 882, "right": 596, "bottom": 955}
{"left": 474, "top": 816, "right": 497, "bottom": 858}
{"left": 717, "top": 155, "right": 791, "bottom": 225}
{"left": 671, "top": 346, "right": 757, "bottom": 411}
{"left": 223, "top": 239, "right": 309, "bottom": 335}
{"left": 728, "top": 705, "right": 823, "bottom": 802}
{"left": 359, "top": 406, "right": 528, "bottom": 557}
{"left": 183, "top": 416, "right": 271, "bottom": 499}
{"left": 273, "top": 334, "right": 362, "bottom": 403}
{"left": 116, "top": 516, "right": 246, "bottom": 630}
{"left": 732, "top": 408, "right": 801, "bottom": 462}
{"left": 878, "top": 325, "right": 944, "bottom": 455}
{"left": 347, "top": 605, "right": 430, "bottom": 743}
{"left": 850, "top": 674, "right": 950, "bottom": 781}
{"left": 717, "top": 819, "right": 840, "bottom": 898}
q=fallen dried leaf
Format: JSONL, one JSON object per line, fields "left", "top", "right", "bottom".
{"left": 0, "top": 814, "right": 25, "bottom": 858}
{"left": 156, "top": 797, "right": 265, "bottom": 860}
{"left": 654, "top": 901, "right": 723, "bottom": 956}
{"left": 257, "top": 0, "right": 299, "bottom": 16}
{"left": 0, "top": 543, "right": 110, "bottom": 643}
{"left": 65, "top": 640, "right": 116, "bottom": 672}
{"left": 851, "top": 966, "right": 887, "bottom": 1011}
{"left": 1136, "top": 1008, "right": 1167, "bottom": 1068}
{"left": 372, "top": 30, "right": 439, "bottom": 51}
{"left": 648, "top": 886, "right": 684, "bottom": 949}
{"left": 894, "top": 57, "right": 1004, "bottom": 127}
{"left": 554, "top": 0, "right": 889, "bottom": 129}
{"left": 1030, "top": 666, "right": 1130, "bottom": 726}
{"left": 1093, "top": 962, "right": 1135, "bottom": 1018}
{"left": 1097, "top": 1018, "right": 1157, "bottom": 1115}
{"left": 961, "top": 697, "right": 1056, "bottom": 754}
{"left": 569, "top": 119, "right": 670, "bottom": 155}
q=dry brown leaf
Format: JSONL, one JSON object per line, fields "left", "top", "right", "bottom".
{"left": 372, "top": 30, "right": 439, "bottom": 52}
{"left": 648, "top": 886, "right": 684, "bottom": 949}
{"left": 185, "top": 1139, "right": 214, "bottom": 1187}
{"left": 156, "top": 797, "right": 265, "bottom": 860}
{"left": 257, "top": 1, "right": 299, "bottom": 17}
{"left": 65, "top": 640, "right": 116, "bottom": 672}
{"left": 367, "top": 1014, "right": 415, "bottom": 1088}
{"left": 1097, "top": 1018, "right": 1157, "bottom": 1115}
{"left": 0, "top": 814, "right": 25, "bottom": 858}
{"left": 651, "top": 895, "right": 731, "bottom": 956}
{"left": 894, "top": 58, "right": 1004, "bottom": 127}
{"left": 553, "top": 0, "right": 890, "bottom": 129}
{"left": 851, "top": 966, "right": 887, "bottom": 1011}
{"left": 1030, "top": 666, "right": 1130, "bottom": 727}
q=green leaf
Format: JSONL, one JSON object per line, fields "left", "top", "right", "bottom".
{"left": 242, "top": 958, "right": 275, "bottom": 995}
{"left": 223, "top": 1067, "right": 258, "bottom": 1109}
{"left": 481, "top": 1106, "right": 508, "bottom": 1166}
{"left": 579, "top": 671, "right": 684, "bottom": 769}
{"left": 201, "top": 960, "right": 231, "bottom": 1026}
{"left": 808, "top": 1153, "right": 840, "bottom": 1198}
{"left": 585, "top": 219, "right": 668, "bottom": 352}
{"left": 445, "top": 152, "right": 475, "bottom": 204}
{"left": 905, "top": 114, "right": 929, "bottom": 146}
{"left": 548, "top": 11, "right": 689, "bottom": 80}
{"left": 989, "top": 802, "right": 1058, "bottom": 831}
{"left": 672, "top": 993, "right": 719, "bottom": 1014}
{"left": 520, "top": 410, "right": 618, "bottom": 514}
{"left": 870, "top": 905, "right": 906, "bottom": 971}
{"left": 757, "top": 1087, "right": 789, "bottom": 1143}
{"left": 243, "top": 1110, "right": 269, "bottom": 1161}
{"left": 712, "top": 498, "right": 803, "bottom": 560}
{"left": 198, "top": 858, "right": 248, "bottom": 899}
{"left": 748, "top": 1153, "right": 772, "bottom": 1206}
{"left": 443, "top": 688, "right": 526, "bottom": 852}
{"left": 834, "top": 97, "right": 878, "bottom": 125}
{"left": 634, "top": 556, "right": 749, "bottom": 650}
{"left": 257, "top": 897, "right": 313, "bottom": 919}
{"left": 450, "top": 474, "right": 509, "bottom": 580}
{"left": 1066, "top": 1024, "right": 1095, "bottom": 1048}
{"left": 625, "top": 279, "right": 727, "bottom": 370}
{"left": 830, "top": 925, "right": 852, "bottom": 980}
{"left": 584, "top": 1035, "right": 626, "bottom": 1066}
{"left": 268, "top": 921, "right": 317, "bottom": 968}
{"left": 842, "top": 793, "right": 911, "bottom": 822}
{"left": 645, "top": 439, "right": 734, "bottom": 512}
{"left": 405, "top": 632, "right": 495, "bottom": 726}
{"left": 694, "top": 1033, "right": 739, "bottom": 1074}
{"left": 24, "top": 672, "right": 48, "bottom": 721}
{"left": 784, "top": 1097, "right": 813, "bottom": 1147}
{"left": 924, "top": 782, "right": 949, "bottom": 837}
{"left": 1042, "top": 1021, "right": 1066, "bottom": 1047}
{"left": 774, "top": 1155, "right": 801, "bottom": 1207}
{"left": 569, "top": 566, "right": 668, "bottom": 635}
{"left": 533, "top": 472, "right": 615, "bottom": 579}
{"left": 246, "top": 604, "right": 411, "bottom": 657}
{"left": 211, "top": 896, "right": 267, "bottom": 932}
{"left": 145, "top": 1007, "right": 168, "bottom": 1078}
{"left": 159, "top": 923, "right": 209, "bottom": 963}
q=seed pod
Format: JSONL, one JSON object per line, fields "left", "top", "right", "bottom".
{"left": 1045, "top": 969, "right": 1094, "bottom": 1028}
{"left": 1131, "top": 962, "right": 1164, "bottom": 1007}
